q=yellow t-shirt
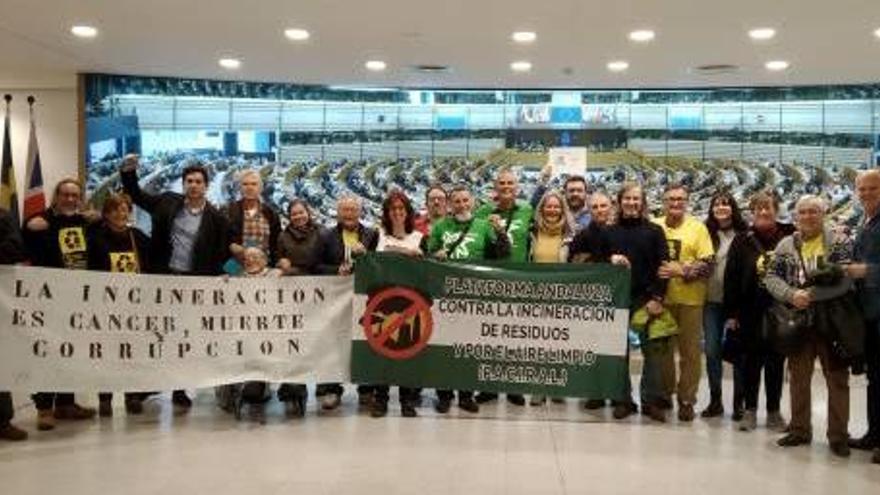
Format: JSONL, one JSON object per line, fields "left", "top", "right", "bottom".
{"left": 799, "top": 234, "right": 826, "bottom": 272}
{"left": 342, "top": 229, "right": 359, "bottom": 248}
{"left": 532, "top": 232, "right": 563, "bottom": 263}
{"left": 654, "top": 215, "right": 715, "bottom": 305}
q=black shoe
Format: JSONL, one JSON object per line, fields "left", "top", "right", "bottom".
{"left": 435, "top": 398, "right": 452, "bottom": 414}
{"left": 700, "top": 401, "right": 724, "bottom": 419}
{"left": 848, "top": 435, "right": 877, "bottom": 451}
{"left": 585, "top": 399, "right": 606, "bottom": 410}
{"left": 829, "top": 441, "right": 851, "bottom": 458}
{"left": 612, "top": 401, "right": 636, "bottom": 419}
{"left": 507, "top": 394, "right": 526, "bottom": 406}
{"left": 642, "top": 403, "right": 666, "bottom": 423}
{"left": 777, "top": 433, "right": 811, "bottom": 447}
{"left": 172, "top": 391, "right": 192, "bottom": 410}
{"left": 369, "top": 400, "right": 388, "bottom": 418}
{"left": 99, "top": 400, "right": 113, "bottom": 418}
{"left": 459, "top": 397, "right": 480, "bottom": 413}
{"left": 475, "top": 392, "right": 497, "bottom": 404}
{"left": 731, "top": 408, "right": 744, "bottom": 422}
{"left": 358, "top": 393, "right": 372, "bottom": 407}
{"left": 678, "top": 403, "right": 695, "bottom": 422}
{"left": 124, "top": 399, "right": 144, "bottom": 415}
{"left": 657, "top": 398, "right": 673, "bottom": 410}
{"left": 401, "top": 404, "right": 417, "bottom": 418}
{"left": 285, "top": 398, "right": 306, "bottom": 418}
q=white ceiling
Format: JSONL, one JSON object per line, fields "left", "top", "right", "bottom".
{"left": 1, "top": 0, "right": 879, "bottom": 90}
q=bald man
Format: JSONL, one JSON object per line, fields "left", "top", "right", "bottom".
{"left": 316, "top": 195, "right": 379, "bottom": 411}
{"left": 846, "top": 169, "right": 880, "bottom": 464}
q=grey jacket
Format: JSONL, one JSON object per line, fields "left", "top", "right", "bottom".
{"left": 764, "top": 225, "right": 853, "bottom": 305}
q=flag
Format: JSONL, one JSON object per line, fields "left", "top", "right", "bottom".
{"left": 23, "top": 102, "right": 46, "bottom": 220}
{"left": 0, "top": 97, "right": 19, "bottom": 225}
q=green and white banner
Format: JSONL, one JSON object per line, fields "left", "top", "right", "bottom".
{"left": 351, "top": 253, "right": 631, "bottom": 398}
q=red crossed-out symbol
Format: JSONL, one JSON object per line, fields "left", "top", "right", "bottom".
{"left": 362, "top": 286, "right": 433, "bottom": 360}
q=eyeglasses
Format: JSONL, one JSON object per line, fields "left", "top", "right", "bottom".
{"left": 665, "top": 197, "right": 688, "bottom": 203}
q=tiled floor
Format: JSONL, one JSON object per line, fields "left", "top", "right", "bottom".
{"left": 1, "top": 376, "right": 878, "bottom": 494}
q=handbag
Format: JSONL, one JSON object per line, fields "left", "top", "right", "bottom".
{"left": 762, "top": 302, "right": 812, "bottom": 356}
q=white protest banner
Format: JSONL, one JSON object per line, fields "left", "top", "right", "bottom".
{"left": 548, "top": 147, "right": 588, "bottom": 177}
{"left": 0, "top": 266, "right": 352, "bottom": 392}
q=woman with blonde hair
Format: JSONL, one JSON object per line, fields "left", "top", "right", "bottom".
{"left": 528, "top": 190, "right": 576, "bottom": 405}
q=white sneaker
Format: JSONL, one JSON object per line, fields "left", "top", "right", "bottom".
{"left": 320, "top": 393, "right": 341, "bottom": 411}
{"left": 738, "top": 410, "right": 757, "bottom": 432}
{"left": 529, "top": 395, "right": 546, "bottom": 406}
{"left": 766, "top": 411, "right": 787, "bottom": 432}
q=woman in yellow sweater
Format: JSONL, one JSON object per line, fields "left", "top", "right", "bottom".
{"left": 529, "top": 190, "right": 576, "bottom": 405}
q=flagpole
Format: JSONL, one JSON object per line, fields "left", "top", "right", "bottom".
{"left": 23, "top": 94, "right": 46, "bottom": 221}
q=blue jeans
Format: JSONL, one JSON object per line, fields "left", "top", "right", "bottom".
{"left": 703, "top": 303, "right": 725, "bottom": 402}
{"left": 703, "top": 302, "right": 745, "bottom": 409}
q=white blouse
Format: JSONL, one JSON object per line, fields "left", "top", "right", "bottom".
{"left": 377, "top": 229, "right": 424, "bottom": 255}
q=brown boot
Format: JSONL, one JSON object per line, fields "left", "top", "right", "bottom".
{"left": 37, "top": 410, "right": 56, "bottom": 431}
{"left": 0, "top": 423, "right": 28, "bottom": 441}
{"left": 54, "top": 403, "right": 97, "bottom": 420}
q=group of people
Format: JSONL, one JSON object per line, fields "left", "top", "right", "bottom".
{"left": 0, "top": 155, "right": 878, "bottom": 466}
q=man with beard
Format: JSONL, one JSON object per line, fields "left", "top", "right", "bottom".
{"left": 533, "top": 165, "right": 592, "bottom": 230}
{"left": 429, "top": 184, "right": 509, "bottom": 413}
{"left": 24, "top": 178, "right": 98, "bottom": 430}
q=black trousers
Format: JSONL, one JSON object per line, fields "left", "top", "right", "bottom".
{"left": 0, "top": 392, "right": 13, "bottom": 426}
{"left": 277, "top": 383, "right": 308, "bottom": 402}
{"left": 742, "top": 344, "right": 785, "bottom": 412}
{"left": 863, "top": 319, "right": 880, "bottom": 441}
{"left": 32, "top": 392, "right": 75, "bottom": 411}
{"left": 373, "top": 385, "right": 419, "bottom": 404}
{"left": 436, "top": 390, "right": 473, "bottom": 401}
{"left": 316, "top": 383, "right": 343, "bottom": 397}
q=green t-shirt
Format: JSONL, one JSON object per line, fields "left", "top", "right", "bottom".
{"left": 474, "top": 201, "right": 533, "bottom": 262}
{"left": 428, "top": 217, "right": 498, "bottom": 261}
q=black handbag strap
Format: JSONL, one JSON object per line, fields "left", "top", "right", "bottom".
{"left": 446, "top": 220, "right": 474, "bottom": 257}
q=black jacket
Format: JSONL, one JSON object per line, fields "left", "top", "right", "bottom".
{"left": 87, "top": 222, "right": 152, "bottom": 273}
{"left": 723, "top": 223, "right": 795, "bottom": 336}
{"left": 0, "top": 208, "right": 25, "bottom": 265}
{"left": 224, "top": 200, "right": 281, "bottom": 263}
{"left": 277, "top": 222, "right": 327, "bottom": 275}
{"left": 853, "top": 213, "right": 880, "bottom": 320}
{"left": 317, "top": 223, "right": 378, "bottom": 274}
{"left": 568, "top": 222, "right": 611, "bottom": 263}
{"left": 121, "top": 168, "right": 229, "bottom": 275}
{"left": 603, "top": 217, "right": 669, "bottom": 310}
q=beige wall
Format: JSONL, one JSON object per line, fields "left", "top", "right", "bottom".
{"left": 1, "top": 87, "right": 78, "bottom": 213}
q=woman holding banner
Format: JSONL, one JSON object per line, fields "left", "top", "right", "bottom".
{"left": 275, "top": 198, "right": 328, "bottom": 418}
{"left": 527, "top": 190, "right": 576, "bottom": 406}
{"left": 87, "top": 192, "right": 152, "bottom": 416}
{"left": 601, "top": 182, "right": 671, "bottom": 421}
{"left": 370, "top": 189, "right": 424, "bottom": 418}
